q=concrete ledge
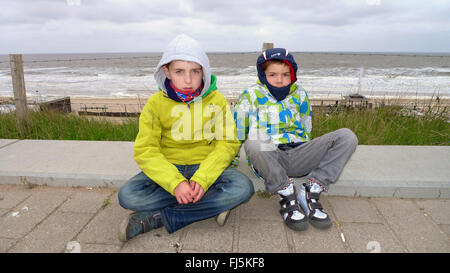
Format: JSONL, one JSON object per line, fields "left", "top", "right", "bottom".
{"left": 237, "top": 146, "right": 450, "bottom": 199}
{"left": 0, "top": 139, "right": 449, "bottom": 198}
{"left": 0, "top": 140, "right": 139, "bottom": 188}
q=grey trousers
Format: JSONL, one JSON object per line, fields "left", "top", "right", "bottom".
{"left": 244, "top": 128, "right": 358, "bottom": 194}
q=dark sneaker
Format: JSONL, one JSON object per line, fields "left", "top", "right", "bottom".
{"left": 278, "top": 182, "right": 308, "bottom": 231}
{"left": 215, "top": 210, "right": 230, "bottom": 226}
{"left": 298, "top": 183, "right": 332, "bottom": 229}
{"left": 119, "top": 211, "right": 163, "bottom": 242}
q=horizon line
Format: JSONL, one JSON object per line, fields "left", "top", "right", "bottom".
{"left": 1, "top": 50, "right": 450, "bottom": 56}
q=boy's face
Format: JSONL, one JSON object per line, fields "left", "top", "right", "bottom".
{"left": 264, "top": 62, "right": 292, "bottom": 88}
{"left": 163, "top": 60, "right": 203, "bottom": 91}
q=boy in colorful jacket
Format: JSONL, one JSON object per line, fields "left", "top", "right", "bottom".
{"left": 234, "top": 48, "right": 357, "bottom": 231}
{"left": 118, "top": 34, "right": 254, "bottom": 241}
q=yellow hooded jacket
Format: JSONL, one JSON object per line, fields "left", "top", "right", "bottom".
{"left": 134, "top": 35, "right": 240, "bottom": 195}
{"left": 134, "top": 82, "right": 240, "bottom": 195}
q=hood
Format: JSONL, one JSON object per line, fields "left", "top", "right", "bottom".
{"left": 155, "top": 34, "right": 212, "bottom": 102}
{"left": 257, "top": 48, "right": 298, "bottom": 83}
{"left": 256, "top": 48, "right": 298, "bottom": 101}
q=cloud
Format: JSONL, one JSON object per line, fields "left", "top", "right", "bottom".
{"left": 0, "top": 0, "right": 449, "bottom": 53}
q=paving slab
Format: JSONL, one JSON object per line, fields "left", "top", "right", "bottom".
{"left": 327, "top": 196, "right": 383, "bottom": 223}
{"left": 415, "top": 199, "right": 450, "bottom": 225}
{"left": 68, "top": 243, "right": 121, "bottom": 253}
{"left": 238, "top": 219, "right": 290, "bottom": 253}
{"left": 181, "top": 212, "right": 236, "bottom": 253}
{"left": 0, "top": 238, "right": 16, "bottom": 253}
{"left": 76, "top": 192, "right": 131, "bottom": 246}
{"left": 8, "top": 211, "right": 94, "bottom": 253}
{"left": 372, "top": 198, "right": 450, "bottom": 252}
{"left": 58, "top": 189, "right": 114, "bottom": 214}
{"left": 339, "top": 222, "right": 405, "bottom": 253}
{"left": 239, "top": 194, "right": 281, "bottom": 221}
{"left": 120, "top": 228, "right": 182, "bottom": 253}
{"left": 439, "top": 224, "right": 450, "bottom": 237}
{"left": 290, "top": 224, "right": 348, "bottom": 253}
{"left": 0, "top": 208, "right": 9, "bottom": 217}
{"left": 0, "top": 188, "right": 71, "bottom": 239}
{"left": 0, "top": 183, "right": 448, "bottom": 253}
{"left": 0, "top": 189, "right": 31, "bottom": 209}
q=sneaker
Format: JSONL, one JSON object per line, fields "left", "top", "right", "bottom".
{"left": 119, "top": 211, "right": 163, "bottom": 242}
{"left": 215, "top": 210, "right": 230, "bottom": 226}
{"left": 278, "top": 182, "right": 308, "bottom": 231}
{"left": 298, "top": 182, "right": 332, "bottom": 229}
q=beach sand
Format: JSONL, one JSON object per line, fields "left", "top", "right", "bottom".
{"left": 70, "top": 95, "right": 449, "bottom": 112}
{"left": 70, "top": 97, "right": 149, "bottom": 114}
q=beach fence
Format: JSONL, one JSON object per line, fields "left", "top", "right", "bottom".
{"left": 9, "top": 54, "right": 28, "bottom": 134}
{"left": 3, "top": 51, "right": 449, "bottom": 121}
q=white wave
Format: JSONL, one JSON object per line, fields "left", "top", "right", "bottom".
{"left": 25, "top": 66, "right": 69, "bottom": 72}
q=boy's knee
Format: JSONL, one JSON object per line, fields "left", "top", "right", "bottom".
{"left": 117, "top": 180, "right": 137, "bottom": 210}
{"left": 117, "top": 186, "right": 129, "bottom": 209}
{"left": 239, "top": 176, "right": 255, "bottom": 200}
{"left": 224, "top": 168, "right": 254, "bottom": 202}
{"left": 244, "top": 139, "right": 262, "bottom": 155}
{"left": 337, "top": 128, "right": 358, "bottom": 148}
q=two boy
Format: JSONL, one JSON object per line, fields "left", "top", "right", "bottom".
{"left": 118, "top": 36, "right": 357, "bottom": 241}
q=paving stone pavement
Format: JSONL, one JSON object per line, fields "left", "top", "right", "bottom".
{"left": 0, "top": 184, "right": 449, "bottom": 253}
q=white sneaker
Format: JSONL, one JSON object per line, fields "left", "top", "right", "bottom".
{"left": 215, "top": 210, "right": 230, "bottom": 226}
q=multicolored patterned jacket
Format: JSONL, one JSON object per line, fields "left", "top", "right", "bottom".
{"left": 232, "top": 80, "right": 312, "bottom": 166}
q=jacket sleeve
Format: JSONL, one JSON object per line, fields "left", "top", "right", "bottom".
{"left": 190, "top": 97, "right": 241, "bottom": 192}
{"left": 134, "top": 97, "right": 186, "bottom": 195}
{"left": 300, "top": 90, "right": 313, "bottom": 140}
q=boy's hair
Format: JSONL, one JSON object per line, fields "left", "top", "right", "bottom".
{"left": 261, "top": 59, "right": 289, "bottom": 72}
{"left": 165, "top": 61, "right": 173, "bottom": 70}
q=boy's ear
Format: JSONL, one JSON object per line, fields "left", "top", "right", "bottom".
{"left": 162, "top": 65, "right": 171, "bottom": 79}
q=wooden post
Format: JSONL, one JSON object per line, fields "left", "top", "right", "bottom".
{"left": 262, "top": 42, "right": 274, "bottom": 52}
{"left": 9, "top": 54, "right": 28, "bottom": 134}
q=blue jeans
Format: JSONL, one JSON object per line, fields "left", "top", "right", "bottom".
{"left": 118, "top": 165, "right": 254, "bottom": 234}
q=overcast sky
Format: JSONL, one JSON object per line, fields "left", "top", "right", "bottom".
{"left": 1, "top": 0, "right": 449, "bottom": 54}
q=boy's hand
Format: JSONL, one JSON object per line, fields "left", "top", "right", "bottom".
{"left": 174, "top": 181, "right": 194, "bottom": 205}
{"left": 190, "top": 180, "right": 205, "bottom": 203}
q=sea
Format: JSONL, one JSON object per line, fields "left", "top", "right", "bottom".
{"left": 0, "top": 52, "right": 449, "bottom": 100}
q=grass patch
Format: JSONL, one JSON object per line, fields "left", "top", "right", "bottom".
{"left": 0, "top": 109, "right": 138, "bottom": 141}
{"left": 101, "top": 196, "right": 111, "bottom": 209}
{"left": 256, "top": 190, "right": 272, "bottom": 199}
{"left": 0, "top": 105, "right": 448, "bottom": 145}
{"left": 312, "top": 105, "right": 449, "bottom": 145}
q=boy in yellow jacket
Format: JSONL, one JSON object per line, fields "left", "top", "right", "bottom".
{"left": 118, "top": 34, "right": 254, "bottom": 241}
